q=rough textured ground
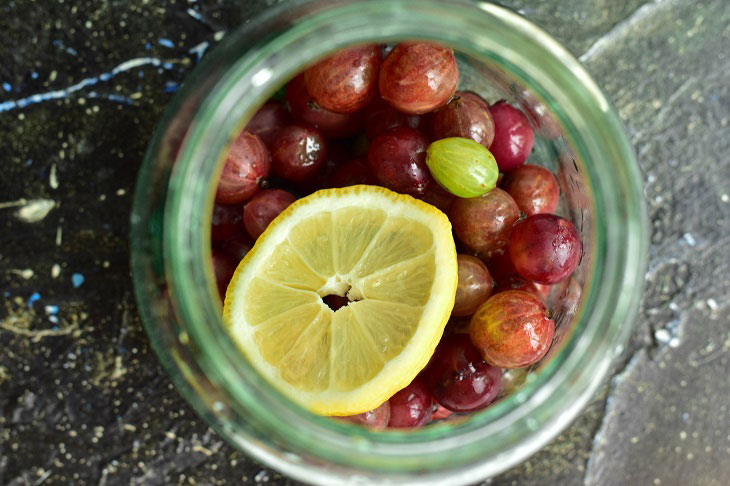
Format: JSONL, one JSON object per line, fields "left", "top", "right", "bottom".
{"left": 1, "top": 0, "right": 728, "bottom": 485}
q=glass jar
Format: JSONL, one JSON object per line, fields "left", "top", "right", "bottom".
{"left": 130, "top": 1, "right": 648, "bottom": 484}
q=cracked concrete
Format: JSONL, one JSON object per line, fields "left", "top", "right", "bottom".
{"left": 1, "top": 0, "right": 728, "bottom": 485}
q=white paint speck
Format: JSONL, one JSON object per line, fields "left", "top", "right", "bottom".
{"left": 682, "top": 233, "right": 696, "bottom": 246}
{"left": 51, "top": 264, "right": 61, "bottom": 278}
{"left": 10, "top": 268, "right": 34, "bottom": 279}
{"left": 0, "top": 198, "right": 29, "bottom": 209}
{"left": 655, "top": 328, "right": 671, "bottom": 344}
{"left": 254, "top": 470, "right": 270, "bottom": 483}
{"left": 35, "top": 469, "right": 52, "bottom": 485}
{"left": 116, "top": 188, "right": 126, "bottom": 196}
{"left": 721, "top": 194, "right": 729, "bottom": 203}
{"left": 56, "top": 226, "right": 63, "bottom": 246}
{"left": 49, "top": 163, "right": 59, "bottom": 189}
{"left": 707, "top": 298, "right": 718, "bottom": 311}
{"left": 16, "top": 199, "right": 55, "bottom": 223}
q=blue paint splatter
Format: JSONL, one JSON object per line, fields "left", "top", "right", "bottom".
{"left": 45, "top": 305, "right": 59, "bottom": 315}
{"left": 186, "top": 8, "right": 206, "bottom": 24}
{"left": 145, "top": 42, "right": 151, "bottom": 50}
{"left": 71, "top": 273, "right": 85, "bottom": 288}
{"left": 0, "top": 57, "right": 177, "bottom": 113}
{"left": 52, "top": 39, "right": 79, "bottom": 56}
{"left": 4, "top": 291, "right": 10, "bottom": 297}
{"left": 2, "top": 82, "right": 11, "bottom": 92}
{"left": 49, "top": 316, "right": 59, "bottom": 324}
{"left": 159, "top": 38, "right": 174, "bottom": 48}
{"left": 27, "top": 292, "right": 41, "bottom": 307}
{"left": 31, "top": 71, "right": 39, "bottom": 80}
{"left": 188, "top": 41, "right": 209, "bottom": 62}
{"left": 25, "top": 159, "right": 33, "bottom": 166}
{"left": 105, "top": 94, "right": 134, "bottom": 104}
{"left": 86, "top": 91, "right": 134, "bottom": 105}
{"left": 163, "top": 82, "right": 180, "bottom": 93}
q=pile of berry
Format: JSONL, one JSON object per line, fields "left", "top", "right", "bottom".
{"left": 209, "top": 42, "right": 581, "bottom": 429}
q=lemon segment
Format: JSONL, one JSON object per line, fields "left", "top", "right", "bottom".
{"left": 351, "top": 217, "right": 434, "bottom": 277}
{"left": 331, "top": 306, "right": 385, "bottom": 391}
{"left": 223, "top": 185, "right": 458, "bottom": 415}
{"left": 259, "top": 241, "right": 327, "bottom": 290}
{"left": 348, "top": 300, "right": 423, "bottom": 361}
{"left": 288, "top": 211, "right": 335, "bottom": 276}
{"left": 243, "top": 278, "right": 319, "bottom": 325}
{"left": 355, "top": 251, "right": 437, "bottom": 306}
{"left": 332, "top": 207, "right": 386, "bottom": 275}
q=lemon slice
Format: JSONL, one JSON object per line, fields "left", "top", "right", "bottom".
{"left": 223, "top": 185, "right": 457, "bottom": 415}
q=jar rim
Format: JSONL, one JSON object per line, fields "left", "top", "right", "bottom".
{"left": 132, "top": 0, "right": 648, "bottom": 483}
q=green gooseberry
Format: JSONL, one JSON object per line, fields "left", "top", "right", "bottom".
{"left": 426, "top": 137, "right": 498, "bottom": 198}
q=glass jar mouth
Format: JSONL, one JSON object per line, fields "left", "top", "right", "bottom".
{"left": 132, "top": 0, "right": 648, "bottom": 483}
